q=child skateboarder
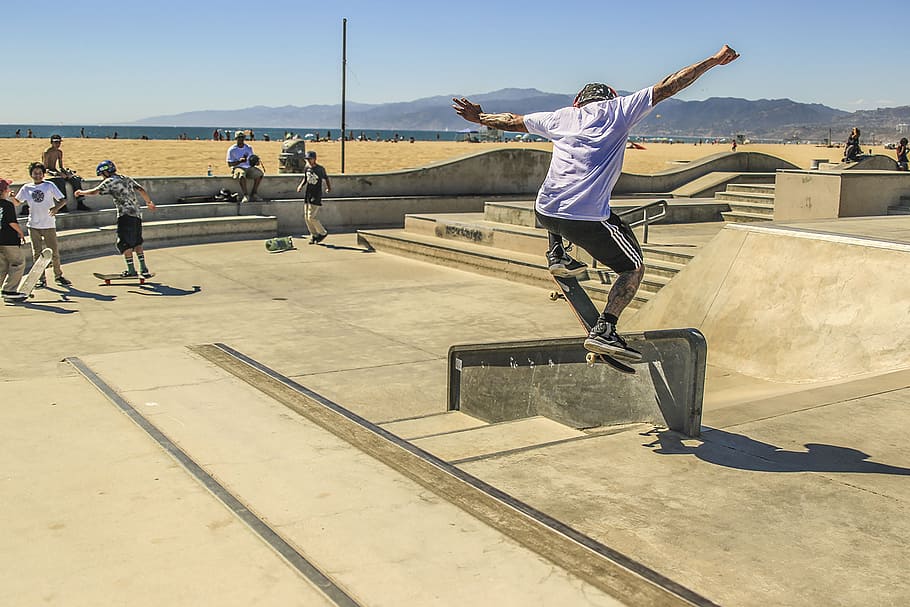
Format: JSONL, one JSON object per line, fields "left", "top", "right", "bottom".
{"left": 75, "top": 160, "right": 157, "bottom": 278}
{"left": 0, "top": 178, "right": 28, "bottom": 302}
{"left": 15, "top": 162, "right": 72, "bottom": 287}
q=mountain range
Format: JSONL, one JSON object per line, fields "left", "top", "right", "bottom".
{"left": 134, "top": 89, "right": 910, "bottom": 143}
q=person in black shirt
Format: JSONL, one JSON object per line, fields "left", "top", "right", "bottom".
{"left": 0, "top": 178, "right": 28, "bottom": 302}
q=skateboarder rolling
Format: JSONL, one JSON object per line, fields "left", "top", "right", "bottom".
{"left": 453, "top": 45, "right": 739, "bottom": 360}
{"left": 76, "top": 160, "right": 157, "bottom": 278}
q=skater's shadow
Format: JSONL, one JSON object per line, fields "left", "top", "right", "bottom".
{"left": 17, "top": 300, "right": 79, "bottom": 314}
{"left": 320, "top": 243, "right": 374, "bottom": 253}
{"left": 128, "top": 283, "right": 203, "bottom": 297}
{"left": 48, "top": 285, "right": 117, "bottom": 302}
{"left": 642, "top": 427, "right": 910, "bottom": 476}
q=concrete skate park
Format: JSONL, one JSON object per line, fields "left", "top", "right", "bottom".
{"left": 3, "top": 149, "right": 909, "bottom": 606}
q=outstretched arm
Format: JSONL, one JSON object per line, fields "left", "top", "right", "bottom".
{"left": 652, "top": 45, "right": 739, "bottom": 105}
{"left": 452, "top": 98, "right": 529, "bottom": 133}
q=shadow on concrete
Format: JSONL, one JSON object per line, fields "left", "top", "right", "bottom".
{"left": 15, "top": 301, "right": 79, "bottom": 315}
{"left": 319, "top": 243, "right": 375, "bottom": 253}
{"left": 48, "top": 285, "right": 117, "bottom": 303}
{"left": 641, "top": 428, "right": 910, "bottom": 476}
{"left": 128, "top": 283, "right": 203, "bottom": 297}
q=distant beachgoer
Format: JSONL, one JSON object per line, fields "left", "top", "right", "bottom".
{"left": 27, "top": 129, "right": 33, "bottom": 138}
{"left": 843, "top": 128, "right": 862, "bottom": 162}
{"left": 296, "top": 151, "right": 331, "bottom": 244}
{"left": 15, "top": 162, "right": 71, "bottom": 287}
{"left": 452, "top": 44, "right": 740, "bottom": 360}
{"left": 80, "top": 127, "right": 86, "bottom": 138}
{"left": 732, "top": 139, "right": 737, "bottom": 152}
{"left": 75, "top": 160, "right": 157, "bottom": 278}
{"left": 43, "top": 134, "right": 91, "bottom": 212}
{"left": 15, "top": 129, "right": 21, "bottom": 138}
{"left": 896, "top": 137, "right": 908, "bottom": 171}
{"left": 226, "top": 132, "right": 264, "bottom": 203}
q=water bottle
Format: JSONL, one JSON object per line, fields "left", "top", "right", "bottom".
{"left": 206, "top": 164, "right": 213, "bottom": 177}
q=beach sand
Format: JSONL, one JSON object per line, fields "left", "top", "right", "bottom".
{"left": 0, "top": 138, "right": 889, "bottom": 182}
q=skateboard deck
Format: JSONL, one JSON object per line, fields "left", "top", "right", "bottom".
{"left": 94, "top": 272, "right": 155, "bottom": 285}
{"left": 551, "top": 274, "right": 636, "bottom": 374}
{"left": 265, "top": 236, "right": 294, "bottom": 252}
{"left": 16, "top": 248, "right": 53, "bottom": 298}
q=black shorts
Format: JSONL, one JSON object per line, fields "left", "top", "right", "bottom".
{"left": 536, "top": 210, "right": 643, "bottom": 273}
{"left": 116, "top": 215, "right": 144, "bottom": 253}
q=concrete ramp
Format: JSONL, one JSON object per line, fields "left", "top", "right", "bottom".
{"left": 448, "top": 329, "right": 707, "bottom": 437}
{"left": 629, "top": 221, "right": 910, "bottom": 382}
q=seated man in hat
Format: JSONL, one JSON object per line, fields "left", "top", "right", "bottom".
{"left": 226, "top": 131, "right": 264, "bottom": 203}
{"left": 42, "top": 134, "right": 90, "bottom": 212}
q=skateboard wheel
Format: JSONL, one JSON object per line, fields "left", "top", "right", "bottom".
{"left": 585, "top": 352, "right": 597, "bottom": 365}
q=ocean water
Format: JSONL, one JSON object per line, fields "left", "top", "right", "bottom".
{"left": 0, "top": 124, "right": 470, "bottom": 142}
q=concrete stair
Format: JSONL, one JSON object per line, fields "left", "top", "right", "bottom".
{"left": 718, "top": 183, "right": 776, "bottom": 223}
{"left": 358, "top": 201, "right": 699, "bottom": 309}
{"left": 17, "top": 202, "right": 278, "bottom": 263}
{"left": 888, "top": 196, "right": 910, "bottom": 216}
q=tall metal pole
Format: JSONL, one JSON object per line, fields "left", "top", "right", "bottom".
{"left": 341, "top": 18, "right": 347, "bottom": 174}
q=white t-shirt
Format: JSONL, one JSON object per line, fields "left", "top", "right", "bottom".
{"left": 18, "top": 181, "right": 65, "bottom": 229}
{"left": 523, "top": 86, "right": 654, "bottom": 221}
{"left": 226, "top": 143, "right": 254, "bottom": 169}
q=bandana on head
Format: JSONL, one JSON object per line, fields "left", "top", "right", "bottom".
{"left": 573, "top": 83, "right": 618, "bottom": 107}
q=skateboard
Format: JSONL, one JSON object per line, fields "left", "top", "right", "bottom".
{"left": 12, "top": 247, "right": 54, "bottom": 300}
{"left": 265, "top": 236, "right": 294, "bottom": 252}
{"left": 550, "top": 274, "right": 636, "bottom": 374}
{"left": 93, "top": 272, "right": 155, "bottom": 285}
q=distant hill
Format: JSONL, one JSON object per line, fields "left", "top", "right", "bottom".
{"left": 133, "top": 89, "right": 910, "bottom": 143}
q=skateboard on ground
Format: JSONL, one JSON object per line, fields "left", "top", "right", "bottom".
{"left": 550, "top": 274, "right": 636, "bottom": 374}
{"left": 93, "top": 272, "right": 155, "bottom": 285}
{"left": 265, "top": 236, "right": 294, "bottom": 252}
{"left": 10, "top": 247, "right": 54, "bottom": 301}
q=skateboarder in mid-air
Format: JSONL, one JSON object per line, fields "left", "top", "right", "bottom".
{"left": 453, "top": 45, "right": 739, "bottom": 360}
{"left": 76, "top": 160, "right": 157, "bottom": 278}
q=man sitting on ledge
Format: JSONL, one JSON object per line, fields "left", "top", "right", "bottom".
{"left": 226, "top": 131, "right": 264, "bottom": 203}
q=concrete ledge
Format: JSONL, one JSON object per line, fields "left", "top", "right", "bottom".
{"left": 52, "top": 216, "right": 277, "bottom": 262}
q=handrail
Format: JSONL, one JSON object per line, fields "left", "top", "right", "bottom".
{"left": 616, "top": 199, "right": 668, "bottom": 244}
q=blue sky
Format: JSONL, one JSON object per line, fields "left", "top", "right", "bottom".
{"left": 5, "top": 0, "right": 902, "bottom": 123}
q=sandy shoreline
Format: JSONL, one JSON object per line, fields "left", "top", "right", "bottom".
{"left": 0, "top": 138, "right": 891, "bottom": 182}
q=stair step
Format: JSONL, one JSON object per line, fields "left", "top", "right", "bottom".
{"left": 727, "top": 201, "right": 775, "bottom": 216}
{"left": 411, "top": 416, "right": 585, "bottom": 463}
{"left": 379, "top": 411, "right": 487, "bottom": 440}
{"left": 721, "top": 210, "right": 774, "bottom": 223}
{"left": 715, "top": 191, "right": 776, "bottom": 205}
{"left": 724, "top": 184, "right": 776, "bottom": 194}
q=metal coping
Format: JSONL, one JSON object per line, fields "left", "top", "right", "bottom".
{"left": 65, "top": 356, "right": 362, "bottom": 607}
{"left": 195, "top": 342, "right": 718, "bottom": 607}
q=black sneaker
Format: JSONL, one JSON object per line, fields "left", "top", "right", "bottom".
{"left": 547, "top": 245, "right": 588, "bottom": 278}
{"left": 314, "top": 233, "right": 327, "bottom": 244}
{"left": 55, "top": 275, "right": 72, "bottom": 286}
{"left": 140, "top": 269, "right": 153, "bottom": 279}
{"left": 2, "top": 290, "right": 27, "bottom": 302}
{"left": 36, "top": 277, "right": 46, "bottom": 289}
{"left": 120, "top": 270, "right": 138, "bottom": 278}
{"left": 584, "top": 317, "right": 642, "bottom": 361}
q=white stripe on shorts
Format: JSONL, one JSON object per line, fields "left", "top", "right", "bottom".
{"left": 602, "top": 218, "right": 643, "bottom": 269}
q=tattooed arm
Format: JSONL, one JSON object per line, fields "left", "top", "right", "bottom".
{"left": 452, "top": 97, "right": 529, "bottom": 133}
{"left": 652, "top": 45, "right": 739, "bottom": 105}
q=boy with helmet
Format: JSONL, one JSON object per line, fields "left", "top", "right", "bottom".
{"left": 16, "top": 162, "right": 72, "bottom": 287}
{"left": 75, "top": 160, "right": 157, "bottom": 278}
{"left": 453, "top": 44, "right": 739, "bottom": 360}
